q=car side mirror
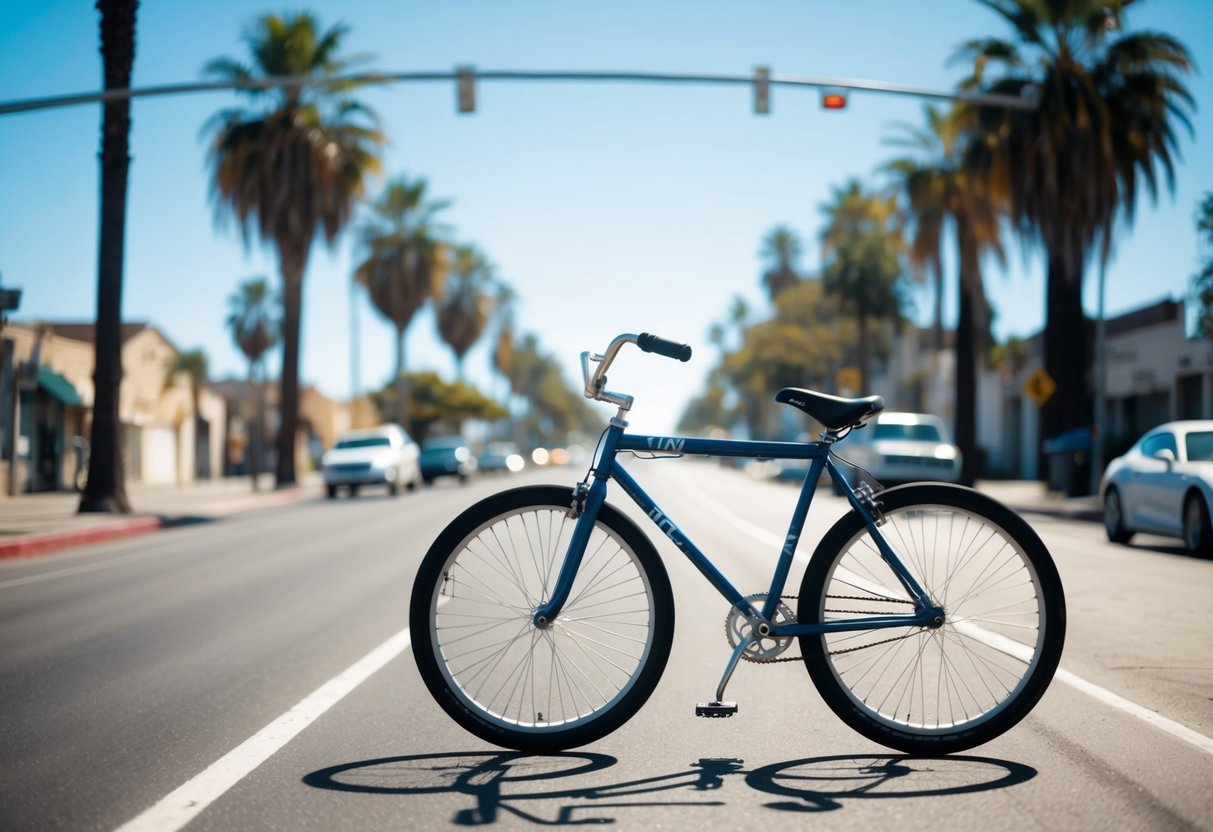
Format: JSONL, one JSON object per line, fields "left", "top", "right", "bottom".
{"left": 1152, "top": 448, "right": 1176, "bottom": 468}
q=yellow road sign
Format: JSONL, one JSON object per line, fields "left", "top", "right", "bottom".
{"left": 1024, "top": 367, "right": 1056, "bottom": 407}
{"left": 836, "top": 366, "right": 861, "bottom": 393}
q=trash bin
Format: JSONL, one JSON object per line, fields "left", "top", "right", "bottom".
{"left": 1042, "top": 427, "right": 1092, "bottom": 497}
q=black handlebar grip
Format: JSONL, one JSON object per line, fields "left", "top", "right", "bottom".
{"left": 637, "top": 333, "right": 692, "bottom": 362}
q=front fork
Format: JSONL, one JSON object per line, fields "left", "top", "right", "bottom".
{"left": 532, "top": 477, "right": 607, "bottom": 628}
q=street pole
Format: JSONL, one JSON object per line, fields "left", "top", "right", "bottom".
{"left": 1091, "top": 261, "right": 1107, "bottom": 496}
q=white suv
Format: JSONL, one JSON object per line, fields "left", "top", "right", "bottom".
{"left": 321, "top": 424, "right": 421, "bottom": 498}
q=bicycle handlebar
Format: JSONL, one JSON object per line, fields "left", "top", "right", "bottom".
{"left": 581, "top": 332, "right": 692, "bottom": 412}
{"left": 637, "top": 332, "right": 692, "bottom": 362}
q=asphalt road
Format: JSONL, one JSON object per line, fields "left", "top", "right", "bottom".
{"left": 2, "top": 460, "right": 1211, "bottom": 831}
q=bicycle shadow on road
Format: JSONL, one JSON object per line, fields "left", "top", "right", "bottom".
{"left": 303, "top": 751, "right": 1037, "bottom": 824}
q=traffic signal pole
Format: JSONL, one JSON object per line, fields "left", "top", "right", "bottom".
{"left": 0, "top": 67, "right": 1039, "bottom": 117}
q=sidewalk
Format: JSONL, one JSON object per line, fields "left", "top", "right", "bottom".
{"left": 0, "top": 473, "right": 1100, "bottom": 561}
{"left": 0, "top": 474, "right": 323, "bottom": 559}
{"left": 974, "top": 479, "right": 1103, "bottom": 524}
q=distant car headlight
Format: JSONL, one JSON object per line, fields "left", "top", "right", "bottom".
{"left": 934, "top": 446, "right": 958, "bottom": 460}
{"left": 506, "top": 454, "right": 524, "bottom": 472}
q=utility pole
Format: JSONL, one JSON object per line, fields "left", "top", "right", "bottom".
{"left": 0, "top": 273, "right": 22, "bottom": 496}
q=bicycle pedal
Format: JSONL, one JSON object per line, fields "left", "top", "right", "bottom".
{"left": 695, "top": 701, "right": 738, "bottom": 718}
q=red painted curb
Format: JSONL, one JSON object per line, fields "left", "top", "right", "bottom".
{"left": 0, "top": 517, "right": 165, "bottom": 560}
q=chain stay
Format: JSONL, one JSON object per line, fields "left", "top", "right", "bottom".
{"left": 726, "top": 594, "right": 921, "bottom": 663}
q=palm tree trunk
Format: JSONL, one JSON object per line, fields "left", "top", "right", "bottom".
{"left": 275, "top": 268, "right": 303, "bottom": 487}
{"left": 932, "top": 260, "right": 945, "bottom": 353}
{"left": 248, "top": 364, "right": 261, "bottom": 492}
{"left": 1040, "top": 254, "right": 1090, "bottom": 492}
{"left": 80, "top": 0, "right": 137, "bottom": 514}
{"left": 394, "top": 326, "right": 406, "bottom": 425}
{"left": 954, "top": 219, "right": 979, "bottom": 487}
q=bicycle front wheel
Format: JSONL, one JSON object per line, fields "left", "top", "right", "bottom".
{"left": 410, "top": 485, "right": 674, "bottom": 752}
{"left": 799, "top": 483, "right": 1065, "bottom": 755}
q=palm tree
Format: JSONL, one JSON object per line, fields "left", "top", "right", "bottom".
{"left": 759, "top": 226, "right": 804, "bottom": 303}
{"left": 819, "top": 179, "right": 908, "bottom": 392}
{"left": 436, "top": 245, "right": 495, "bottom": 380}
{"left": 166, "top": 349, "right": 209, "bottom": 481}
{"left": 958, "top": 0, "right": 1194, "bottom": 481}
{"left": 353, "top": 175, "right": 450, "bottom": 421}
{"left": 226, "top": 277, "right": 280, "bottom": 491}
{"left": 204, "top": 12, "right": 384, "bottom": 487}
{"left": 80, "top": 0, "right": 138, "bottom": 514}
{"left": 885, "top": 105, "right": 1005, "bottom": 485}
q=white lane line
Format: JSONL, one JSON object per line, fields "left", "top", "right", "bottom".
{"left": 1053, "top": 668, "right": 1213, "bottom": 755}
{"left": 114, "top": 627, "right": 412, "bottom": 832}
{"left": 689, "top": 481, "right": 1213, "bottom": 758}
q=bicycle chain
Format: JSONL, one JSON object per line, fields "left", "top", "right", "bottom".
{"left": 725, "top": 593, "right": 919, "bottom": 664}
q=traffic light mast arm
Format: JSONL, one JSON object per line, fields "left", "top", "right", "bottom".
{"left": 0, "top": 67, "right": 1038, "bottom": 117}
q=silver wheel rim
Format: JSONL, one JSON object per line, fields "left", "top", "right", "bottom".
{"left": 818, "top": 504, "right": 1047, "bottom": 734}
{"left": 429, "top": 504, "right": 656, "bottom": 734}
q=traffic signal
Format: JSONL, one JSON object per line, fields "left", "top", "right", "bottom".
{"left": 456, "top": 65, "right": 475, "bottom": 114}
{"left": 821, "top": 89, "right": 848, "bottom": 110}
{"left": 753, "top": 66, "right": 770, "bottom": 115}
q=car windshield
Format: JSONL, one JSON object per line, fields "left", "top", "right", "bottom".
{"left": 335, "top": 437, "right": 391, "bottom": 450}
{"left": 873, "top": 423, "right": 942, "bottom": 442}
{"left": 424, "top": 439, "right": 464, "bottom": 451}
{"left": 1186, "top": 432, "right": 1213, "bottom": 461}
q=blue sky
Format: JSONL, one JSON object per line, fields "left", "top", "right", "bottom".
{"left": 1, "top": 0, "right": 1210, "bottom": 435}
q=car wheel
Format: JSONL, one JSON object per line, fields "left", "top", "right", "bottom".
{"left": 423, "top": 476, "right": 433, "bottom": 486}
{"left": 349, "top": 485, "right": 360, "bottom": 498}
{"left": 1182, "top": 493, "right": 1212, "bottom": 557}
{"left": 326, "top": 484, "right": 337, "bottom": 499}
{"left": 1103, "top": 487, "right": 1133, "bottom": 544}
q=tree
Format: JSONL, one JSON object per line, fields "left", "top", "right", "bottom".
{"left": 1191, "top": 193, "right": 1213, "bottom": 340}
{"left": 165, "top": 349, "right": 209, "bottom": 480}
{"left": 721, "top": 279, "right": 858, "bottom": 438}
{"left": 204, "top": 12, "right": 384, "bottom": 487}
{"left": 959, "top": 0, "right": 1194, "bottom": 481}
{"left": 80, "top": 0, "right": 138, "bottom": 514}
{"left": 354, "top": 175, "right": 450, "bottom": 421}
{"left": 885, "top": 105, "right": 1005, "bottom": 484}
{"left": 226, "top": 277, "right": 279, "bottom": 490}
{"left": 435, "top": 244, "right": 494, "bottom": 380}
{"left": 759, "top": 226, "right": 804, "bottom": 303}
{"left": 371, "top": 371, "right": 506, "bottom": 441}
{"left": 819, "top": 179, "right": 908, "bottom": 392}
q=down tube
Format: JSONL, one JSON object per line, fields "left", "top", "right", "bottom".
{"left": 607, "top": 459, "right": 756, "bottom": 616}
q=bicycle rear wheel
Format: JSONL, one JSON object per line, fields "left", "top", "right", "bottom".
{"left": 798, "top": 483, "right": 1065, "bottom": 755}
{"left": 410, "top": 485, "right": 674, "bottom": 752}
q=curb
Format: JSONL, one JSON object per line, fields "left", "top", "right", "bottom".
{"left": 0, "top": 517, "right": 166, "bottom": 560}
{"left": 0, "top": 487, "right": 316, "bottom": 561}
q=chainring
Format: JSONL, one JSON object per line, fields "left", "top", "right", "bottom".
{"left": 725, "top": 593, "right": 797, "bottom": 663}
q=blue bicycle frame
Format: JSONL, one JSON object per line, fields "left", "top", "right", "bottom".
{"left": 532, "top": 421, "right": 944, "bottom": 637}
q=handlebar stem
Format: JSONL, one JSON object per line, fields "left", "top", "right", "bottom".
{"left": 582, "top": 333, "right": 639, "bottom": 412}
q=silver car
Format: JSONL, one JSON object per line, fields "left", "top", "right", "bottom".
{"left": 837, "top": 412, "right": 962, "bottom": 488}
{"left": 322, "top": 424, "right": 421, "bottom": 498}
{"left": 1101, "top": 420, "right": 1213, "bottom": 555}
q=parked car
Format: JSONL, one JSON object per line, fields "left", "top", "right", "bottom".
{"left": 837, "top": 412, "right": 962, "bottom": 489}
{"left": 478, "top": 441, "right": 525, "bottom": 474}
{"left": 1101, "top": 420, "right": 1213, "bottom": 555}
{"left": 420, "top": 436, "right": 477, "bottom": 485}
{"left": 321, "top": 424, "right": 421, "bottom": 499}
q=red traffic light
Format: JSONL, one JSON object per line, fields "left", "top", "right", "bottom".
{"left": 821, "top": 91, "right": 848, "bottom": 110}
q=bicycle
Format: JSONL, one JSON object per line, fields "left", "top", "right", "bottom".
{"left": 410, "top": 333, "right": 1066, "bottom": 755}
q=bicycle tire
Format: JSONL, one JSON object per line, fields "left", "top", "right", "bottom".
{"left": 798, "top": 483, "right": 1065, "bottom": 755}
{"left": 410, "top": 484, "right": 674, "bottom": 752}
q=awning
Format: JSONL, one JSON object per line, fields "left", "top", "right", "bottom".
{"left": 38, "top": 366, "right": 82, "bottom": 406}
